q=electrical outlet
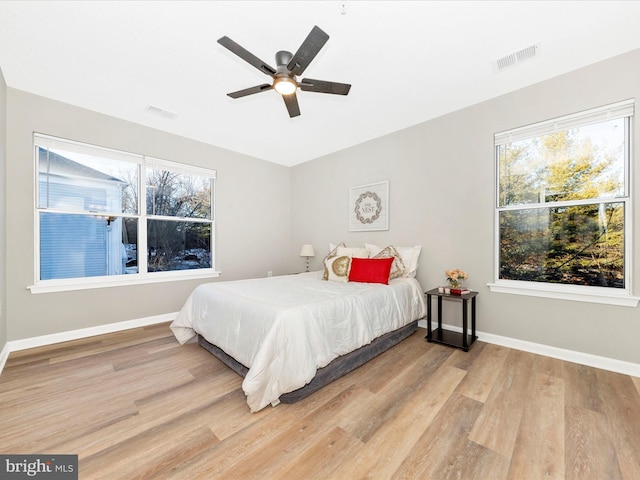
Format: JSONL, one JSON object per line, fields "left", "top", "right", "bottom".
{"left": 267, "top": 271, "right": 273, "bottom": 277}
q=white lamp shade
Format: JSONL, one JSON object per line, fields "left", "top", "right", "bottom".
{"left": 299, "top": 244, "right": 315, "bottom": 257}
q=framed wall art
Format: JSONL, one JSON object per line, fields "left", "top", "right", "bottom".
{"left": 349, "top": 180, "right": 389, "bottom": 231}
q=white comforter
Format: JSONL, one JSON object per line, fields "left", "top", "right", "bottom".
{"left": 170, "top": 271, "right": 426, "bottom": 412}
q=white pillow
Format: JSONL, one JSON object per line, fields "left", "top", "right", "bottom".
{"left": 365, "top": 243, "right": 422, "bottom": 278}
{"left": 336, "top": 246, "right": 369, "bottom": 259}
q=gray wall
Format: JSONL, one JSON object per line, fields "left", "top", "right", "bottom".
{"left": 0, "top": 67, "right": 6, "bottom": 350}
{"left": 4, "top": 49, "right": 639, "bottom": 366}
{"left": 5, "top": 89, "right": 291, "bottom": 341}
{"left": 291, "top": 48, "right": 640, "bottom": 365}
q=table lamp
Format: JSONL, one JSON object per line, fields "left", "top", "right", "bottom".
{"left": 299, "top": 244, "right": 315, "bottom": 272}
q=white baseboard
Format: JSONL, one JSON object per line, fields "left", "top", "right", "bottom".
{"left": 0, "top": 313, "right": 177, "bottom": 375}
{"left": 2, "top": 316, "right": 638, "bottom": 379}
{"left": 417, "top": 319, "right": 640, "bottom": 378}
{"left": 0, "top": 342, "right": 10, "bottom": 375}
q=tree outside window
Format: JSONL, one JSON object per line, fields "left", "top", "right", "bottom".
{"left": 146, "top": 167, "right": 212, "bottom": 273}
{"left": 496, "top": 104, "right": 631, "bottom": 290}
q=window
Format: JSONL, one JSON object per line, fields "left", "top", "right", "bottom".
{"left": 32, "top": 134, "right": 217, "bottom": 292}
{"left": 492, "top": 100, "right": 637, "bottom": 305}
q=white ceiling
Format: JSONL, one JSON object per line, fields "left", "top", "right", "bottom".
{"left": 1, "top": 1, "right": 639, "bottom": 167}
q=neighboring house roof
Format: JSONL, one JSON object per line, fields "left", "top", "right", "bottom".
{"left": 38, "top": 147, "right": 127, "bottom": 184}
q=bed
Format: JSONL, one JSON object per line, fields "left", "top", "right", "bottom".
{"left": 170, "top": 248, "right": 426, "bottom": 412}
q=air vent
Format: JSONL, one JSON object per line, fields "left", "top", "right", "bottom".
{"left": 494, "top": 43, "right": 540, "bottom": 72}
{"left": 145, "top": 105, "right": 178, "bottom": 120}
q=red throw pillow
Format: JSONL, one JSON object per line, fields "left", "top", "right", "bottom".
{"left": 348, "top": 257, "right": 394, "bottom": 285}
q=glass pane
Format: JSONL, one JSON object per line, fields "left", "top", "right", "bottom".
{"left": 499, "top": 203, "right": 624, "bottom": 288}
{"left": 40, "top": 213, "right": 138, "bottom": 280}
{"left": 146, "top": 169, "right": 211, "bottom": 219}
{"left": 498, "top": 118, "right": 625, "bottom": 207}
{"left": 123, "top": 218, "right": 139, "bottom": 274}
{"left": 38, "top": 147, "right": 138, "bottom": 214}
{"left": 147, "top": 219, "right": 211, "bottom": 272}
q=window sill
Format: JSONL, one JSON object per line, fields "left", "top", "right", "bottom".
{"left": 28, "top": 270, "right": 221, "bottom": 294}
{"left": 487, "top": 282, "right": 640, "bottom": 307}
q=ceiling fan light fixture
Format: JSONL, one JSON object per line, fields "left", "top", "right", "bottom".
{"left": 273, "top": 77, "right": 297, "bottom": 95}
{"left": 218, "top": 26, "right": 350, "bottom": 117}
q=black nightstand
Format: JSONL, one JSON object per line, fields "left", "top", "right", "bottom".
{"left": 425, "top": 288, "right": 478, "bottom": 351}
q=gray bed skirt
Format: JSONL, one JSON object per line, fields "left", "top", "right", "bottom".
{"left": 197, "top": 319, "right": 419, "bottom": 404}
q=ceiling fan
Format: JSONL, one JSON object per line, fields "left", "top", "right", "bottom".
{"left": 217, "top": 25, "right": 351, "bottom": 118}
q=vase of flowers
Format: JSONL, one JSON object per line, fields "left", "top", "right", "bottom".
{"left": 445, "top": 269, "right": 468, "bottom": 289}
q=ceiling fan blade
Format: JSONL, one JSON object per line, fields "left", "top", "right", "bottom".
{"left": 282, "top": 92, "right": 301, "bottom": 118}
{"left": 287, "top": 26, "right": 329, "bottom": 76}
{"left": 300, "top": 78, "right": 351, "bottom": 95}
{"left": 218, "top": 36, "right": 276, "bottom": 76}
{"left": 227, "top": 84, "right": 273, "bottom": 99}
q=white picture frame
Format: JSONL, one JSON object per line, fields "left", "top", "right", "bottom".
{"left": 349, "top": 180, "right": 389, "bottom": 231}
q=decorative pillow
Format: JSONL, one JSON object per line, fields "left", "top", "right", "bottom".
{"left": 324, "top": 243, "right": 369, "bottom": 280}
{"left": 365, "top": 243, "right": 422, "bottom": 278}
{"left": 372, "top": 245, "right": 407, "bottom": 279}
{"left": 322, "top": 242, "right": 346, "bottom": 280}
{"left": 325, "top": 255, "right": 352, "bottom": 282}
{"left": 348, "top": 257, "right": 394, "bottom": 285}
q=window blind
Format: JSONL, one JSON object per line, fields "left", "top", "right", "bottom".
{"left": 34, "top": 133, "right": 142, "bottom": 165}
{"left": 146, "top": 156, "right": 217, "bottom": 179}
{"left": 495, "top": 98, "right": 635, "bottom": 146}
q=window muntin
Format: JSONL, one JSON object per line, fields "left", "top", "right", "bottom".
{"left": 34, "top": 134, "right": 216, "bottom": 285}
{"left": 495, "top": 101, "right": 632, "bottom": 291}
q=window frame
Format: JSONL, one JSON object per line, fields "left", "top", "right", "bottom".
{"left": 29, "top": 134, "right": 219, "bottom": 294}
{"left": 489, "top": 100, "right": 639, "bottom": 307}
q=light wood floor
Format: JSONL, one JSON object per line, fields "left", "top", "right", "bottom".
{"left": 1, "top": 323, "right": 639, "bottom": 480}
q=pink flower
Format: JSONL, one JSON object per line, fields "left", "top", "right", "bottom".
{"left": 445, "top": 269, "right": 468, "bottom": 282}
